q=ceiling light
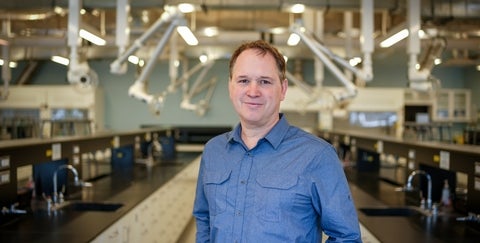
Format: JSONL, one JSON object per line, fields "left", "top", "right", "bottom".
{"left": 379, "top": 29, "right": 409, "bottom": 48}
{"left": 79, "top": 29, "right": 106, "bottom": 46}
{"left": 128, "top": 55, "right": 140, "bottom": 64}
{"left": 0, "top": 59, "right": 17, "bottom": 68}
{"left": 178, "top": 3, "right": 195, "bottom": 13}
{"left": 9, "top": 61, "right": 17, "bottom": 68}
{"left": 51, "top": 56, "right": 69, "bottom": 66}
{"left": 203, "top": 27, "right": 219, "bottom": 37}
{"left": 434, "top": 58, "right": 442, "bottom": 65}
{"left": 199, "top": 54, "right": 208, "bottom": 63}
{"left": 290, "top": 4, "right": 305, "bottom": 13}
{"left": 177, "top": 26, "right": 199, "bottom": 46}
{"left": 287, "top": 33, "right": 300, "bottom": 46}
{"left": 476, "top": 64, "right": 480, "bottom": 71}
{"left": 270, "top": 27, "right": 287, "bottom": 35}
{"left": 349, "top": 57, "right": 362, "bottom": 66}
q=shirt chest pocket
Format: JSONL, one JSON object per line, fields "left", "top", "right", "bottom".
{"left": 204, "top": 170, "right": 231, "bottom": 216}
{"left": 255, "top": 174, "right": 299, "bottom": 222}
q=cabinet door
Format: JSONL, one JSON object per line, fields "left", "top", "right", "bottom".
{"left": 129, "top": 199, "right": 152, "bottom": 242}
{"left": 432, "top": 89, "right": 471, "bottom": 122}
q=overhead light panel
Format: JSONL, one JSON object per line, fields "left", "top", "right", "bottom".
{"left": 79, "top": 29, "right": 106, "bottom": 46}
{"left": 380, "top": 29, "right": 409, "bottom": 48}
{"left": 51, "top": 56, "right": 70, "bottom": 66}
{"left": 177, "top": 26, "right": 198, "bottom": 46}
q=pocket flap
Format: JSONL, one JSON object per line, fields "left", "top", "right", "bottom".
{"left": 204, "top": 170, "right": 231, "bottom": 185}
{"left": 256, "top": 173, "right": 298, "bottom": 190}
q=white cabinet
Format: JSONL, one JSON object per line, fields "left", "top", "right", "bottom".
{"left": 92, "top": 212, "right": 132, "bottom": 243}
{"left": 432, "top": 89, "right": 471, "bottom": 122}
{"left": 91, "top": 157, "right": 200, "bottom": 243}
{"left": 404, "top": 89, "right": 472, "bottom": 122}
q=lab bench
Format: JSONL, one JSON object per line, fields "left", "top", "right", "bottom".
{"left": 318, "top": 129, "right": 480, "bottom": 241}
{"left": 0, "top": 151, "right": 201, "bottom": 243}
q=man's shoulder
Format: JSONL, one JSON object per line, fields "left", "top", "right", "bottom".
{"left": 287, "top": 126, "right": 331, "bottom": 146}
{"left": 205, "top": 131, "right": 232, "bottom": 147}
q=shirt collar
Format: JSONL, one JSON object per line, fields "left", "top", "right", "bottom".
{"left": 227, "top": 113, "right": 290, "bottom": 150}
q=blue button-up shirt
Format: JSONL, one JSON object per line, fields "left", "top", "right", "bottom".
{"left": 193, "top": 114, "right": 361, "bottom": 242}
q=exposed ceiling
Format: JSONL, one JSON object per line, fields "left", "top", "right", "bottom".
{"left": 1, "top": 0, "right": 480, "bottom": 67}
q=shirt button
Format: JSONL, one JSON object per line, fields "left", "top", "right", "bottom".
{"left": 236, "top": 210, "right": 241, "bottom": 216}
{"left": 240, "top": 180, "right": 246, "bottom": 184}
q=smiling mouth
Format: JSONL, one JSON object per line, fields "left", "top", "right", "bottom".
{"left": 244, "top": 101, "right": 262, "bottom": 106}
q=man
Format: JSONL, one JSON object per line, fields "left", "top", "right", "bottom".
{"left": 193, "top": 40, "right": 362, "bottom": 242}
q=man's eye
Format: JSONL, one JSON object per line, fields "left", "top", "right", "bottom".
{"left": 259, "top": 79, "right": 271, "bottom": 85}
{"left": 238, "top": 79, "right": 248, "bottom": 84}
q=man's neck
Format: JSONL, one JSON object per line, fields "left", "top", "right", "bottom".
{"left": 240, "top": 117, "right": 279, "bottom": 149}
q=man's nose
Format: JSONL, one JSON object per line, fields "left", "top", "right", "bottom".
{"left": 246, "top": 82, "right": 260, "bottom": 96}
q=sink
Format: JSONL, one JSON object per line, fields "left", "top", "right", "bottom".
{"left": 359, "top": 206, "right": 429, "bottom": 217}
{"left": 60, "top": 202, "right": 124, "bottom": 212}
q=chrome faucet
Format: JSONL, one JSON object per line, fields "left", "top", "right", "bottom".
{"left": 52, "top": 164, "right": 81, "bottom": 205}
{"left": 404, "top": 170, "right": 433, "bottom": 210}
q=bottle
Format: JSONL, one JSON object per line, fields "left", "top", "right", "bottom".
{"left": 441, "top": 179, "right": 451, "bottom": 206}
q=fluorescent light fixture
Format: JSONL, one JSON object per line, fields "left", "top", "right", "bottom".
{"left": 51, "top": 56, "right": 70, "bottom": 66}
{"left": 287, "top": 33, "right": 300, "bottom": 46}
{"left": 79, "top": 29, "right": 106, "bottom": 46}
{"left": 290, "top": 4, "right": 305, "bottom": 13}
{"left": 379, "top": 29, "right": 409, "bottom": 48}
{"left": 178, "top": 3, "right": 195, "bottom": 13}
{"left": 177, "top": 26, "right": 199, "bottom": 46}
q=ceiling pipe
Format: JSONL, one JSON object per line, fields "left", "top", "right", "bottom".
{"left": 113, "top": 0, "right": 130, "bottom": 74}
{"left": 407, "top": 0, "right": 440, "bottom": 92}
{"left": 360, "top": 0, "right": 374, "bottom": 82}
{"left": 1, "top": 44, "right": 10, "bottom": 100}
{"left": 67, "top": 0, "right": 98, "bottom": 88}
{"left": 0, "top": 19, "right": 11, "bottom": 100}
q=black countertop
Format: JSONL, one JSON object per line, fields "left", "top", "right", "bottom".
{"left": 2, "top": 151, "right": 479, "bottom": 243}
{"left": 346, "top": 168, "right": 480, "bottom": 243}
{"left": 0, "top": 152, "right": 201, "bottom": 243}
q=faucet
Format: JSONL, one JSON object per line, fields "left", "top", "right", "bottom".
{"left": 52, "top": 164, "right": 82, "bottom": 205}
{"left": 403, "top": 170, "right": 433, "bottom": 210}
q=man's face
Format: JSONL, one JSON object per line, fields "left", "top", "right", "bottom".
{"left": 229, "top": 49, "right": 287, "bottom": 128}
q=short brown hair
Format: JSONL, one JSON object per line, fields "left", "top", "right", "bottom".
{"left": 229, "top": 40, "right": 286, "bottom": 81}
